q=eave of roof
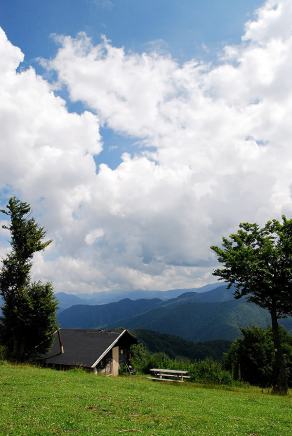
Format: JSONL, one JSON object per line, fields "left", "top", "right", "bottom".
{"left": 91, "top": 329, "right": 127, "bottom": 368}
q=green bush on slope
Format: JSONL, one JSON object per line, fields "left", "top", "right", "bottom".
{"left": 130, "top": 343, "right": 234, "bottom": 385}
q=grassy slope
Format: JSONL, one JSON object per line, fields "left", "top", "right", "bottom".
{"left": 1, "top": 363, "right": 292, "bottom": 436}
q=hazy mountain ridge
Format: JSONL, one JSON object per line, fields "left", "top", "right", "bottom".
{"left": 58, "top": 284, "right": 231, "bottom": 329}
{"left": 55, "top": 283, "right": 219, "bottom": 309}
{"left": 161, "top": 285, "right": 235, "bottom": 307}
{"left": 58, "top": 298, "right": 162, "bottom": 328}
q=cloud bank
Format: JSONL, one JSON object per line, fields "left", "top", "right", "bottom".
{"left": 1, "top": 0, "right": 292, "bottom": 293}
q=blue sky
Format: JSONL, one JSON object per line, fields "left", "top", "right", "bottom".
{"left": 3, "top": 0, "right": 292, "bottom": 293}
{"left": 0, "top": 0, "right": 263, "bottom": 170}
{"left": 1, "top": 0, "right": 263, "bottom": 63}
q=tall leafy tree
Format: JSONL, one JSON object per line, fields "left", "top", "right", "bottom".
{"left": 211, "top": 217, "right": 292, "bottom": 395}
{"left": 0, "top": 197, "right": 57, "bottom": 360}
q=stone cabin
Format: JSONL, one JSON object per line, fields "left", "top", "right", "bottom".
{"left": 44, "top": 328, "right": 137, "bottom": 376}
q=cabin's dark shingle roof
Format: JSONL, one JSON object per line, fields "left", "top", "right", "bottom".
{"left": 44, "top": 329, "right": 127, "bottom": 368}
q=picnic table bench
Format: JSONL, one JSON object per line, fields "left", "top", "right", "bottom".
{"left": 149, "top": 368, "right": 190, "bottom": 382}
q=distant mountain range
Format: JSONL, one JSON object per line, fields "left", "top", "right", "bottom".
{"left": 57, "top": 285, "right": 231, "bottom": 329}
{"left": 58, "top": 298, "right": 162, "bottom": 329}
{"left": 57, "top": 284, "right": 292, "bottom": 342}
{"left": 2, "top": 283, "right": 218, "bottom": 315}
{"left": 3, "top": 284, "right": 291, "bottom": 344}
{"left": 55, "top": 283, "right": 218, "bottom": 310}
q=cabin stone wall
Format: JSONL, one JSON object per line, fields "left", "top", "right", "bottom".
{"left": 98, "top": 346, "right": 120, "bottom": 376}
{"left": 111, "top": 346, "right": 119, "bottom": 376}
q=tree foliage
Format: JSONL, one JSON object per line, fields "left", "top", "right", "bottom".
{"left": 133, "top": 329, "right": 230, "bottom": 361}
{"left": 225, "top": 326, "right": 292, "bottom": 388}
{"left": 211, "top": 217, "right": 292, "bottom": 394}
{"left": 130, "top": 343, "right": 233, "bottom": 385}
{"left": 0, "top": 197, "right": 57, "bottom": 360}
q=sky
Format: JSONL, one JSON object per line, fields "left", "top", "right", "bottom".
{"left": 1, "top": 0, "right": 292, "bottom": 294}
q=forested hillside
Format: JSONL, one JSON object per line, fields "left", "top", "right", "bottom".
{"left": 57, "top": 285, "right": 292, "bottom": 342}
{"left": 132, "top": 329, "right": 231, "bottom": 361}
{"left": 116, "top": 299, "right": 271, "bottom": 341}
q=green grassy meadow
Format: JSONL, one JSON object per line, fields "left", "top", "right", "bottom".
{"left": 0, "top": 362, "right": 292, "bottom": 435}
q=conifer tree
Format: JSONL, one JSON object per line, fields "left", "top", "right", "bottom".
{"left": 0, "top": 197, "right": 57, "bottom": 360}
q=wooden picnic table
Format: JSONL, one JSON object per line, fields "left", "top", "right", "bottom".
{"left": 149, "top": 368, "right": 190, "bottom": 382}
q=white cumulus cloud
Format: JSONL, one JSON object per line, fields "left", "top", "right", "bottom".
{"left": 2, "top": 0, "right": 292, "bottom": 293}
